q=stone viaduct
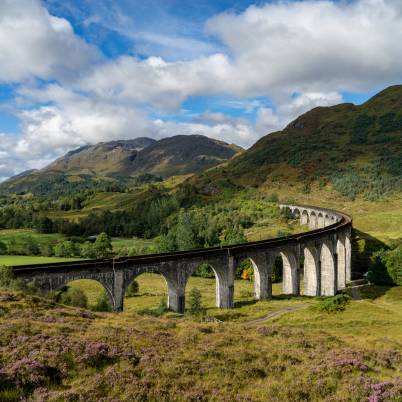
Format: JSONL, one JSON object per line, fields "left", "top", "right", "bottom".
{"left": 12, "top": 204, "right": 352, "bottom": 314}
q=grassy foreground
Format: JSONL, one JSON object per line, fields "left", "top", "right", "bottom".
{"left": 0, "top": 272, "right": 400, "bottom": 401}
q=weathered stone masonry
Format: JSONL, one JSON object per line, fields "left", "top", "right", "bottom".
{"left": 13, "top": 205, "right": 352, "bottom": 313}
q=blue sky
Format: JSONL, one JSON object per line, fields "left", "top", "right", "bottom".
{"left": 0, "top": 0, "right": 402, "bottom": 179}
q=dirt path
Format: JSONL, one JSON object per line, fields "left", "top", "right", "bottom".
{"left": 244, "top": 304, "right": 309, "bottom": 326}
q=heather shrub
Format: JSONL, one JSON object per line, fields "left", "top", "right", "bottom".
{"left": 317, "top": 293, "right": 351, "bottom": 313}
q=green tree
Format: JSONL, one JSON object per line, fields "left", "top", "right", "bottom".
{"left": 221, "top": 225, "right": 246, "bottom": 246}
{"left": 58, "top": 286, "right": 88, "bottom": 308}
{"left": 384, "top": 245, "right": 402, "bottom": 285}
{"left": 0, "top": 241, "right": 7, "bottom": 255}
{"left": 125, "top": 280, "right": 139, "bottom": 297}
{"left": 54, "top": 241, "right": 78, "bottom": 258}
{"left": 93, "top": 232, "right": 113, "bottom": 259}
{"left": 93, "top": 290, "right": 112, "bottom": 312}
{"left": 40, "top": 243, "right": 54, "bottom": 257}
{"left": 157, "top": 230, "right": 177, "bottom": 252}
{"left": 188, "top": 287, "right": 205, "bottom": 316}
{"left": 24, "top": 236, "right": 40, "bottom": 256}
{"left": 176, "top": 210, "right": 196, "bottom": 251}
{"left": 80, "top": 242, "right": 96, "bottom": 258}
{"left": 367, "top": 250, "right": 394, "bottom": 285}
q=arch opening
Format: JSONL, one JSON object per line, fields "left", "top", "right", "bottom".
{"left": 56, "top": 279, "right": 113, "bottom": 312}
{"left": 233, "top": 258, "right": 261, "bottom": 306}
{"left": 123, "top": 272, "right": 169, "bottom": 314}
{"left": 271, "top": 250, "right": 300, "bottom": 296}
{"left": 187, "top": 263, "right": 221, "bottom": 310}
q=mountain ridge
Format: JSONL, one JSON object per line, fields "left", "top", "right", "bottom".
{"left": 1, "top": 135, "right": 243, "bottom": 196}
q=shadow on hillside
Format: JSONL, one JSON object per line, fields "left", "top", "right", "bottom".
{"left": 234, "top": 299, "right": 258, "bottom": 308}
{"left": 356, "top": 284, "right": 395, "bottom": 301}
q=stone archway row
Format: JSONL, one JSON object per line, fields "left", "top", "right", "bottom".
{"left": 12, "top": 204, "right": 352, "bottom": 313}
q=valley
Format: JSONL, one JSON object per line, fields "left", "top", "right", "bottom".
{"left": 0, "top": 87, "right": 401, "bottom": 401}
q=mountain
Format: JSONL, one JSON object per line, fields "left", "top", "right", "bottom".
{"left": 44, "top": 138, "right": 156, "bottom": 176}
{"left": 1, "top": 135, "right": 242, "bottom": 196}
{"left": 190, "top": 85, "right": 402, "bottom": 201}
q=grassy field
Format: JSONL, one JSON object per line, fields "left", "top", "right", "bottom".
{"left": 69, "top": 274, "right": 292, "bottom": 319}
{"left": 0, "top": 255, "right": 83, "bottom": 266}
{"left": 0, "top": 281, "right": 400, "bottom": 401}
{"left": 0, "top": 229, "right": 65, "bottom": 247}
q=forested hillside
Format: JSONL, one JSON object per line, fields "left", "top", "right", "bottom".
{"left": 189, "top": 85, "right": 402, "bottom": 201}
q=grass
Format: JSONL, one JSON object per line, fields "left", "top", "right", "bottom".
{"left": 0, "top": 282, "right": 400, "bottom": 401}
{"left": 69, "top": 274, "right": 309, "bottom": 322}
{"left": 0, "top": 229, "right": 65, "bottom": 247}
{"left": 0, "top": 255, "right": 83, "bottom": 266}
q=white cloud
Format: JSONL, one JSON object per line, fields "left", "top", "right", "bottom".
{"left": 0, "top": 0, "right": 97, "bottom": 83}
{"left": 2, "top": 0, "right": 402, "bottom": 179}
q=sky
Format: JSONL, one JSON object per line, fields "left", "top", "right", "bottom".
{"left": 1, "top": 0, "right": 402, "bottom": 180}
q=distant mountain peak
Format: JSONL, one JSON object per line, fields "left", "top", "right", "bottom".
{"left": 0, "top": 135, "right": 243, "bottom": 196}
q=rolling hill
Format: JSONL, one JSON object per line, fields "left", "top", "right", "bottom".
{"left": 0, "top": 135, "right": 242, "bottom": 197}
{"left": 190, "top": 85, "right": 402, "bottom": 202}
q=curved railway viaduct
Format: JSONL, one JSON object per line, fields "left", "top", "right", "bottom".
{"left": 12, "top": 204, "right": 352, "bottom": 314}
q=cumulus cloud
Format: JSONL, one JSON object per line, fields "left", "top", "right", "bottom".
{"left": 206, "top": 0, "right": 402, "bottom": 94}
{"left": 78, "top": 0, "right": 402, "bottom": 106}
{"left": 1, "top": 0, "right": 402, "bottom": 178}
{"left": 0, "top": 0, "right": 97, "bottom": 83}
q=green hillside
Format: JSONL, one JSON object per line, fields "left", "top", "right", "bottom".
{"left": 191, "top": 85, "right": 402, "bottom": 201}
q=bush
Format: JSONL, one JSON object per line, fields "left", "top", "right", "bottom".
{"left": 93, "top": 232, "right": 113, "bottom": 259}
{"left": 383, "top": 245, "right": 402, "bottom": 285}
{"left": 58, "top": 286, "right": 88, "bottom": 308}
{"left": 0, "top": 265, "right": 16, "bottom": 289}
{"left": 317, "top": 294, "right": 352, "bottom": 313}
{"left": 272, "top": 258, "right": 283, "bottom": 283}
{"left": 0, "top": 241, "right": 7, "bottom": 255}
{"left": 367, "top": 250, "right": 394, "bottom": 285}
{"left": 80, "top": 242, "right": 97, "bottom": 258}
{"left": 125, "top": 280, "right": 139, "bottom": 297}
{"left": 92, "top": 290, "right": 112, "bottom": 312}
{"left": 188, "top": 288, "right": 205, "bottom": 316}
{"left": 54, "top": 241, "right": 78, "bottom": 258}
{"left": 138, "top": 298, "right": 168, "bottom": 316}
{"left": 194, "top": 264, "right": 215, "bottom": 278}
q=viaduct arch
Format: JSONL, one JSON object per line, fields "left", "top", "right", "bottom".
{"left": 12, "top": 204, "right": 352, "bottom": 313}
